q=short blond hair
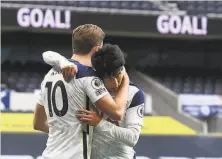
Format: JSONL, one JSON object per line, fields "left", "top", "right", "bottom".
{"left": 72, "top": 24, "right": 105, "bottom": 55}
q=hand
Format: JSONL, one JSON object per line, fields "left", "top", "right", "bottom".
{"left": 76, "top": 109, "right": 102, "bottom": 126}
{"left": 121, "top": 69, "right": 129, "bottom": 86}
{"left": 60, "top": 60, "right": 78, "bottom": 81}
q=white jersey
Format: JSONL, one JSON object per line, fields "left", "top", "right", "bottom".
{"left": 37, "top": 60, "right": 108, "bottom": 159}
{"left": 91, "top": 83, "right": 145, "bottom": 159}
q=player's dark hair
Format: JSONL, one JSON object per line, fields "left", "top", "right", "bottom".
{"left": 72, "top": 24, "right": 105, "bottom": 55}
{"left": 91, "top": 44, "right": 125, "bottom": 78}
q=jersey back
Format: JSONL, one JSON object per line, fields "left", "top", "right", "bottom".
{"left": 37, "top": 61, "right": 108, "bottom": 159}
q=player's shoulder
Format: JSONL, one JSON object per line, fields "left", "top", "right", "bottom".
{"left": 42, "top": 68, "right": 56, "bottom": 81}
{"left": 128, "top": 82, "right": 145, "bottom": 109}
{"left": 129, "top": 82, "right": 144, "bottom": 95}
{"left": 69, "top": 59, "right": 97, "bottom": 79}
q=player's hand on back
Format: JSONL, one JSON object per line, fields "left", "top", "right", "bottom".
{"left": 76, "top": 109, "right": 102, "bottom": 126}
{"left": 60, "top": 60, "right": 78, "bottom": 81}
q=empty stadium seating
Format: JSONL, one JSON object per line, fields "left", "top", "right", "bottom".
{"left": 157, "top": 75, "right": 222, "bottom": 94}
{"left": 176, "top": 1, "right": 222, "bottom": 15}
{"left": 2, "top": 59, "right": 222, "bottom": 95}
{"left": 2, "top": 0, "right": 222, "bottom": 15}
{"left": 1, "top": 1, "right": 163, "bottom": 11}
{"left": 144, "top": 67, "right": 222, "bottom": 94}
{"left": 1, "top": 60, "right": 49, "bottom": 92}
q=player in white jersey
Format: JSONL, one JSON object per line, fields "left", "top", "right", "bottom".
{"left": 79, "top": 44, "right": 144, "bottom": 159}
{"left": 33, "top": 24, "right": 129, "bottom": 159}
{"left": 43, "top": 44, "right": 145, "bottom": 159}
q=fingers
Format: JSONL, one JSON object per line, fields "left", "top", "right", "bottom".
{"left": 67, "top": 67, "right": 73, "bottom": 78}
{"left": 62, "top": 66, "right": 69, "bottom": 80}
{"left": 70, "top": 67, "right": 75, "bottom": 77}
{"left": 122, "top": 71, "right": 129, "bottom": 84}
{"left": 66, "top": 67, "right": 73, "bottom": 81}
{"left": 78, "top": 109, "right": 93, "bottom": 114}
{"left": 79, "top": 117, "right": 91, "bottom": 122}
{"left": 76, "top": 114, "right": 92, "bottom": 124}
{"left": 62, "top": 66, "right": 76, "bottom": 81}
{"left": 76, "top": 114, "right": 91, "bottom": 118}
{"left": 74, "top": 65, "right": 78, "bottom": 74}
{"left": 76, "top": 112, "right": 101, "bottom": 126}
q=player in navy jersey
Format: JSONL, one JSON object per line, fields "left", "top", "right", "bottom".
{"left": 43, "top": 44, "right": 145, "bottom": 159}
{"left": 33, "top": 24, "right": 129, "bottom": 159}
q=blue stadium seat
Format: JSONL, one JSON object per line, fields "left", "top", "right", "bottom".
{"left": 163, "top": 76, "right": 173, "bottom": 89}
{"left": 187, "top": 7, "right": 196, "bottom": 15}
{"left": 88, "top": 1, "right": 98, "bottom": 8}
{"left": 183, "top": 82, "right": 193, "bottom": 94}
{"left": 120, "top": 1, "right": 131, "bottom": 9}
{"left": 130, "top": 1, "right": 141, "bottom": 10}
{"left": 99, "top": 1, "right": 109, "bottom": 8}
{"left": 216, "top": 7, "right": 222, "bottom": 13}
{"left": 78, "top": 1, "right": 89, "bottom": 7}
{"left": 140, "top": 1, "right": 151, "bottom": 10}
{"left": 204, "top": 83, "right": 214, "bottom": 94}
{"left": 206, "top": 1, "right": 216, "bottom": 6}
{"left": 151, "top": 3, "right": 160, "bottom": 11}
{"left": 196, "top": 6, "right": 206, "bottom": 15}
{"left": 109, "top": 1, "right": 120, "bottom": 9}
{"left": 216, "top": 1, "right": 222, "bottom": 6}
{"left": 214, "top": 83, "right": 222, "bottom": 94}
{"left": 193, "top": 83, "right": 203, "bottom": 94}
{"left": 207, "top": 6, "right": 215, "bottom": 13}
{"left": 177, "top": 1, "right": 187, "bottom": 10}
{"left": 67, "top": 1, "right": 79, "bottom": 7}
{"left": 195, "top": 1, "right": 206, "bottom": 7}
{"left": 56, "top": 1, "right": 67, "bottom": 6}
{"left": 16, "top": 82, "right": 26, "bottom": 92}
{"left": 173, "top": 83, "right": 182, "bottom": 93}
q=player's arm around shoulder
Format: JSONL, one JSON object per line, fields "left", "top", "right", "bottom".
{"left": 42, "top": 51, "right": 77, "bottom": 81}
{"left": 93, "top": 93, "right": 145, "bottom": 148}
{"left": 83, "top": 72, "right": 129, "bottom": 120}
{"left": 77, "top": 89, "right": 145, "bottom": 147}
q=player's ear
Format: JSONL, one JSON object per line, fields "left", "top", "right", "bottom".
{"left": 91, "top": 45, "right": 101, "bottom": 54}
{"left": 95, "top": 45, "right": 102, "bottom": 52}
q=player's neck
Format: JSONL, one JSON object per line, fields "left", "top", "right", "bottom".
{"left": 71, "top": 54, "right": 92, "bottom": 67}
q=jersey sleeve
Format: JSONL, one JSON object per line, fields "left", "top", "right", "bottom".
{"left": 95, "top": 118, "right": 140, "bottom": 147}
{"left": 36, "top": 81, "right": 45, "bottom": 106}
{"left": 126, "top": 89, "right": 145, "bottom": 128}
{"left": 95, "top": 89, "right": 145, "bottom": 147}
{"left": 42, "top": 51, "right": 66, "bottom": 68}
{"left": 84, "top": 76, "right": 109, "bottom": 104}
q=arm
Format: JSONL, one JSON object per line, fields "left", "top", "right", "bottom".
{"left": 42, "top": 51, "right": 67, "bottom": 67}
{"left": 42, "top": 51, "right": 77, "bottom": 80}
{"left": 95, "top": 119, "right": 140, "bottom": 147}
{"left": 95, "top": 90, "right": 145, "bottom": 147}
{"left": 84, "top": 74, "right": 129, "bottom": 120}
{"left": 78, "top": 89, "right": 145, "bottom": 147}
{"left": 76, "top": 108, "right": 141, "bottom": 147}
{"left": 33, "top": 103, "right": 49, "bottom": 133}
{"left": 42, "top": 51, "right": 129, "bottom": 120}
{"left": 95, "top": 72, "right": 129, "bottom": 120}
{"left": 33, "top": 81, "right": 49, "bottom": 133}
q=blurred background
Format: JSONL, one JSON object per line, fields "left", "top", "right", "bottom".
{"left": 1, "top": 0, "right": 222, "bottom": 159}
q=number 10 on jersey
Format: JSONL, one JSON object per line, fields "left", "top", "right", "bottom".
{"left": 45, "top": 80, "right": 68, "bottom": 117}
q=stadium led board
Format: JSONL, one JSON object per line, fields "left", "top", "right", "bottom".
{"left": 2, "top": 7, "right": 222, "bottom": 38}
